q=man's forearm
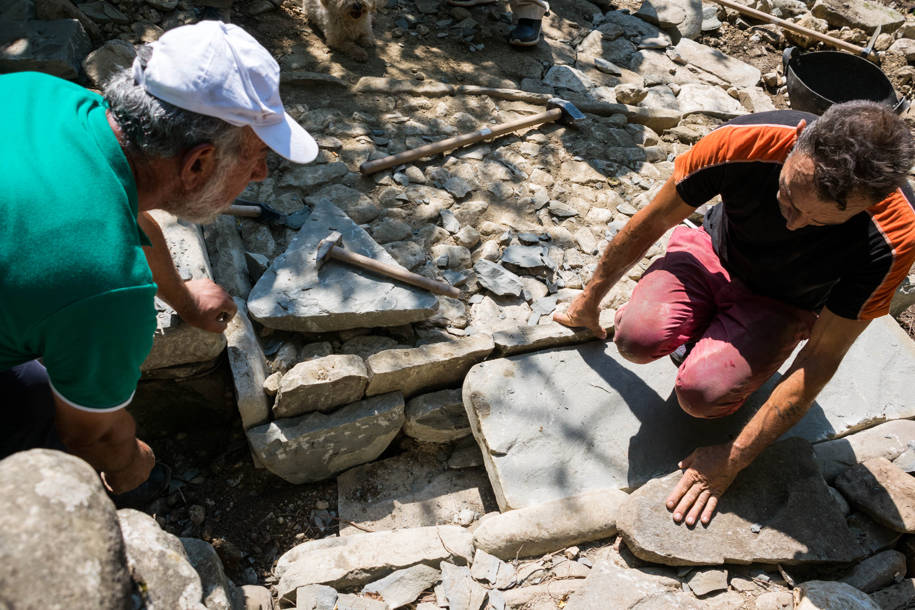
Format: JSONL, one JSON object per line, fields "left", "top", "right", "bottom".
{"left": 137, "top": 211, "right": 193, "bottom": 314}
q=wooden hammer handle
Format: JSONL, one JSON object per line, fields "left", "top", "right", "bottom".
{"left": 360, "top": 107, "right": 564, "bottom": 175}
{"left": 330, "top": 246, "right": 461, "bottom": 298}
{"left": 225, "top": 203, "right": 263, "bottom": 218}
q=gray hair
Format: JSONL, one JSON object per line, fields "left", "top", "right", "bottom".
{"left": 794, "top": 100, "right": 914, "bottom": 209}
{"left": 103, "top": 46, "right": 245, "bottom": 159}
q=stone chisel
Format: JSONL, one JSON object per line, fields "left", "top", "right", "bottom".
{"left": 315, "top": 230, "right": 461, "bottom": 298}
{"left": 359, "top": 98, "right": 585, "bottom": 175}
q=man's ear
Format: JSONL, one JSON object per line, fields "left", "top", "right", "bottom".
{"left": 795, "top": 119, "right": 807, "bottom": 139}
{"left": 180, "top": 143, "right": 217, "bottom": 191}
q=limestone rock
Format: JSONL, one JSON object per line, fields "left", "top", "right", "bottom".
{"left": 0, "top": 19, "right": 91, "bottom": 80}
{"left": 337, "top": 452, "right": 493, "bottom": 534}
{"left": 543, "top": 65, "right": 594, "bottom": 92}
{"left": 813, "top": 419, "right": 915, "bottom": 482}
{"left": 306, "top": 184, "right": 381, "bottom": 225}
{"left": 180, "top": 537, "right": 245, "bottom": 610}
{"left": 840, "top": 549, "right": 906, "bottom": 593}
{"left": 686, "top": 568, "right": 728, "bottom": 596}
{"left": 565, "top": 560, "right": 701, "bottom": 609}
{"left": 143, "top": 211, "right": 226, "bottom": 371}
{"left": 362, "top": 564, "right": 441, "bottom": 609}
{"left": 674, "top": 38, "right": 762, "bottom": 88}
{"left": 278, "top": 162, "right": 348, "bottom": 189}
{"left": 491, "top": 322, "right": 605, "bottom": 357}
{"left": 274, "top": 526, "right": 473, "bottom": 602}
{"left": 636, "top": 0, "right": 702, "bottom": 39}
{"left": 240, "top": 585, "right": 273, "bottom": 610}
{"left": 0, "top": 450, "right": 130, "bottom": 610}
{"left": 365, "top": 334, "right": 494, "bottom": 398}
{"left": 247, "top": 198, "right": 438, "bottom": 332}
{"left": 118, "top": 508, "right": 206, "bottom": 609}
{"left": 273, "top": 354, "right": 369, "bottom": 418}
{"left": 473, "top": 489, "right": 627, "bottom": 559}
{"left": 794, "top": 580, "right": 880, "bottom": 610}
{"left": 203, "top": 216, "right": 251, "bottom": 299}
{"left": 677, "top": 83, "right": 747, "bottom": 119}
{"left": 474, "top": 259, "right": 524, "bottom": 297}
{"left": 869, "top": 578, "right": 915, "bottom": 609}
{"left": 440, "top": 562, "right": 487, "bottom": 610}
{"left": 616, "top": 439, "right": 864, "bottom": 566}
{"left": 340, "top": 335, "right": 399, "bottom": 359}
{"left": 835, "top": 458, "right": 915, "bottom": 533}
{"left": 82, "top": 38, "right": 135, "bottom": 88}
{"left": 404, "top": 389, "right": 471, "bottom": 442}
{"left": 295, "top": 584, "right": 337, "bottom": 610}
{"left": 225, "top": 299, "right": 270, "bottom": 429}
{"left": 811, "top": 0, "right": 905, "bottom": 33}
{"left": 247, "top": 393, "right": 405, "bottom": 484}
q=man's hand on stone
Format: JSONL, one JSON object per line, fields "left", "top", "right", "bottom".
{"left": 552, "top": 296, "right": 607, "bottom": 340}
{"left": 179, "top": 278, "right": 237, "bottom": 332}
{"left": 665, "top": 443, "right": 740, "bottom": 527}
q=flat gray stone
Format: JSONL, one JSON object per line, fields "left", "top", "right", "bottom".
{"left": 77, "top": 1, "right": 130, "bottom": 23}
{"left": 469, "top": 549, "right": 512, "bottom": 586}
{"left": 118, "top": 509, "right": 205, "bottom": 609}
{"left": 365, "top": 334, "right": 494, "bottom": 398}
{"left": 274, "top": 526, "right": 473, "bottom": 603}
{"left": 334, "top": 593, "right": 387, "bottom": 610}
{"left": 404, "top": 388, "right": 472, "bottom": 442}
{"left": 440, "top": 562, "right": 487, "bottom": 610}
{"left": 224, "top": 299, "right": 270, "bottom": 429}
{"left": 203, "top": 215, "right": 251, "bottom": 299}
{"left": 340, "top": 335, "right": 400, "bottom": 359}
{"left": 811, "top": 0, "right": 905, "bottom": 33}
{"left": 491, "top": 322, "right": 601, "bottom": 357}
{"left": 616, "top": 439, "right": 864, "bottom": 566}
{"left": 677, "top": 83, "right": 747, "bottom": 119}
{"left": 306, "top": 184, "right": 381, "bottom": 225}
{"left": 273, "top": 354, "right": 368, "bottom": 418}
{"left": 337, "top": 452, "right": 495, "bottom": 535}
{"left": 813, "top": 419, "right": 915, "bottom": 482}
{"left": 686, "top": 568, "right": 728, "bottom": 596}
{"left": 81, "top": 38, "right": 135, "bottom": 88}
{"left": 247, "top": 198, "right": 438, "bottom": 332}
{"left": 576, "top": 30, "right": 638, "bottom": 68}
{"left": 543, "top": 65, "right": 594, "bottom": 92}
{"left": 472, "top": 489, "right": 627, "bottom": 560}
{"left": 673, "top": 38, "right": 761, "bottom": 88}
{"left": 501, "top": 244, "right": 552, "bottom": 270}
{"left": 278, "top": 161, "right": 348, "bottom": 189}
{"left": 247, "top": 393, "right": 405, "bottom": 484}
{"left": 840, "top": 549, "right": 906, "bottom": 593}
{"left": 636, "top": 0, "right": 702, "bottom": 39}
{"left": 142, "top": 211, "right": 226, "bottom": 371}
{"left": 0, "top": 19, "right": 91, "bottom": 80}
{"left": 835, "top": 458, "right": 915, "bottom": 533}
{"left": 362, "top": 564, "right": 441, "bottom": 608}
{"left": 795, "top": 581, "right": 880, "bottom": 610}
{"left": 474, "top": 259, "right": 524, "bottom": 297}
{"left": 296, "top": 584, "right": 338, "bottom": 610}
{"left": 869, "top": 578, "right": 915, "bottom": 610}
{"left": 0, "top": 450, "right": 130, "bottom": 610}
{"left": 565, "top": 560, "right": 701, "bottom": 609}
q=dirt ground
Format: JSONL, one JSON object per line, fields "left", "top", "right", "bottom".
{"left": 124, "top": 0, "right": 915, "bottom": 596}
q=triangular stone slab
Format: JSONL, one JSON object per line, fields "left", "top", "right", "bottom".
{"left": 616, "top": 438, "right": 864, "bottom": 566}
{"left": 462, "top": 318, "right": 915, "bottom": 511}
{"left": 247, "top": 199, "right": 438, "bottom": 332}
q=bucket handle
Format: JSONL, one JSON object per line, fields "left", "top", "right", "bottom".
{"left": 782, "top": 46, "right": 796, "bottom": 74}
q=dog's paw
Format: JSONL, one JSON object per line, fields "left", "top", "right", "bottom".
{"left": 349, "top": 46, "right": 369, "bottom": 61}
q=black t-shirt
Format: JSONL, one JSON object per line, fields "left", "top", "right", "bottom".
{"left": 672, "top": 110, "right": 915, "bottom": 320}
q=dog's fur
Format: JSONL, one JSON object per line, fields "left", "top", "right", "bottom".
{"left": 304, "top": 0, "right": 377, "bottom": 61}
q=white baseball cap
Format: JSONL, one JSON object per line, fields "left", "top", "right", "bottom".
{"left": 132, "top": 21, "right": 318, "bottom": 164}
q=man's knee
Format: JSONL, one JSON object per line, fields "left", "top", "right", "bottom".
{"left": 674, "top": 371, "right": 745, "bottom": 419}
{"left": 613, "top": 327, "right": 663, "bottom": 364}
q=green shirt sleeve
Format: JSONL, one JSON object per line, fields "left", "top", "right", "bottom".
{"left": 39, "top": 284, "right": 157, "bottom": 410}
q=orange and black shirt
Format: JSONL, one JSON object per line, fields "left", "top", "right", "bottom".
{"left": 673, "top": 110, "right": 915, "bottom": 320}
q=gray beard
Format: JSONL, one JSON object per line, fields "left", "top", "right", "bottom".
{"left": 167, "top": 157, "right": 235, "bottom": 224}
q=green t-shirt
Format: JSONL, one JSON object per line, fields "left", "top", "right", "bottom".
{"left": 0, "top": 72, "right": 157, "bottom": 410}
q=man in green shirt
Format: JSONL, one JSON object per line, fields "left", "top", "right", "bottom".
{"left": 0, "top": 21, "right": 317, "bottom": 497}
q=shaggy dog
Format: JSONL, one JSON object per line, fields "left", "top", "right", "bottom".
{"left": 304, "top": 0, "right": 377, "bottom": 61}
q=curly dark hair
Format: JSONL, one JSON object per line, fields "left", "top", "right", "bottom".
{"left": 794, "top": 100, "right": 914, "bottom": 209}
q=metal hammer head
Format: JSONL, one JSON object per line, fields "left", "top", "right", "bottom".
{"left": 315, "top": 230, "right": 343, "bottom": 269}
{"left": 547, "top": 98, "right": 585, "bottom": 125}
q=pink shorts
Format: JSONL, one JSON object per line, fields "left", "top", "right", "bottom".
{"left": 614, "top": 226, "right": 816, "bottom": 419}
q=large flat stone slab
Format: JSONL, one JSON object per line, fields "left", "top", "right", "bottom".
{"left": 463, "top": 318, "right": 915, "bottom": 511}
{"left": 336, "top": 452, "right": 496, "bottom": 535}
{"left": 246, "top": 392, "right": 405, "bottom": 484}
{"left": 616, "top": 438, "right": 864, "bottom": 566}
{"left": 565, "top": 561, "right": 701, "bottom": 610}
{"left": 247, "top": 199, "right": 438, "bottom": 332}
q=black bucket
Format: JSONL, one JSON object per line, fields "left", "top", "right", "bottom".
{"left": 783, "top": 47, "right": 905, "bottom": 115}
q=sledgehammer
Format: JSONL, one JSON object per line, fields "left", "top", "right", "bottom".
{"left": 316, "top": 230, "right": 461, "bottom": 298}
{"left": 359, "top": 98, "right": 585, "bottom": 175}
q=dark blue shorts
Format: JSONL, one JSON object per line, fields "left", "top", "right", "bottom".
{"left": 0, "top": 360, "right": 65, "bottom": 459}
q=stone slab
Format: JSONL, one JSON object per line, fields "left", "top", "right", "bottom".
{"left": 813, "top": 419, "right": 915, "bottom": 482}
{"left": 404, "top": 389, "right": 472, "bottom": 443}
{"left": 273, "top": 354, "right": 368, "bottom": 418}
{"left": 366, "top": 334, "right": 494, "bottom": 398}
{"left": 336, "top": 452, "right": 496, "bottom": 536}
{"left": 491, "top": 322, "right": 602, "bottom": 357}
{"left": 835, "top": 458, "right": 915, "bottom": 533}
{"left": 246, "top": 392, "right": 405, "bottom": 484}
{"left": 224, "top": 298, "right": 270, "bottom": 429}
{"left": 616, "top": 439, "right": 864, "bottom": 566}
{"left": 247, "top": 198, "right": 437, "bottom": 332}
{"left": 565, "top": 561, "right": 701, "bottom": 609}
{"left": 673, "top": 38, "right": 762, "bottom": 88}
{"left": 362, "top": 564, "right": 441, "bottom": 609}
{"left": 142, "top": 211, "right": 226, "bottom": 371}
{"left": 462, "top": 317, "right": 915, "bottom": 511}
{"left": 274, "top": 525, "right": 473, "bottom": 603}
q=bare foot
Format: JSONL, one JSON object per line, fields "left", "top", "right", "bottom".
{"left": 553, "top": 298, "right": 607, "bottom": 340}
